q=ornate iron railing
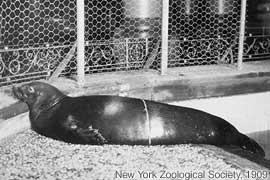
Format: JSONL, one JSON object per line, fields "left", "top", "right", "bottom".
{"left": 0, "top": 45, "right": 75, "bottom": 86}
{"left": 85, "top": 39, "right": 148, "bottom": 73}
{"left": 0, "top": 39, "right": 149, "bottom": 86}
{"left": 243, "top": 31, "right": 270, "bottom": 61}
{"left": 168, "top": 38, "right": 236, "bottom": 67}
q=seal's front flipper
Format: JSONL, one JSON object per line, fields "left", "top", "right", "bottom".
{"left": 76, "top": 126, "right": 108, "bottom": 145}
{"left": 62, "top": 115, "right": 107, "bottom": 144}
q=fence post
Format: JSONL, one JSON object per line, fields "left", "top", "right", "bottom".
{"left": 161, "top": 0, "right": 169, "bottom": 75}
{"left": 76, "top": 0, "right": 85, "bottom": 86}
{"left": 237, "top": 0, "right": 247, "bottom": 70}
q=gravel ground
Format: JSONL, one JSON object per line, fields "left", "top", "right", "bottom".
{"left": 0, "top": 130, "right": 267, "bottom": 180}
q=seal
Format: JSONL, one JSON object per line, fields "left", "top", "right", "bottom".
{"left": 12, "top": 81, "right": 265, "bottom": 157}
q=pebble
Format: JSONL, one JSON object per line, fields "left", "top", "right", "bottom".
{"left": 0, "top": 129, "right": 262, "bottom": 180}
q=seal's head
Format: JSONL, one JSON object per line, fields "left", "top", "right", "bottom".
{"left": 12, "top": 81, "right": 65, "bottom": 109}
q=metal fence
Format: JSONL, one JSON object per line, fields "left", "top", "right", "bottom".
{"left": 0, "top": 0, "right": 248, "bottom": 87}
{"left": 168, "top": 0, "right": 241, "bottom": 67}
{"left": 0, "top": 0, "right": 77, "bottom": 86}
{"left": 84, "top": 0, "right": 162, "bottom": 73}
{"left": 243, "top": 0, "right": 270, "bottom": 61}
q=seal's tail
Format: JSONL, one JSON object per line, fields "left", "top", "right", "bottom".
{"left": 238, "top": 133, "right": 265, "bottom": 157}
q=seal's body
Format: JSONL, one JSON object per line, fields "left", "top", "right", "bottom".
{"left": 13, "top": 82, "right": 265, "bottom": 157}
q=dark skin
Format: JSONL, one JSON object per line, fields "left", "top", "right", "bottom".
{"left": 13, "top": 82, "right": 265, "bottom": 158}
{"left": 13, "top": 82, "right": 65, "bottom": 123}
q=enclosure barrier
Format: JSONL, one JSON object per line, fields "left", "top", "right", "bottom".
{"left": 237, "top": 0, "right": 247, "bottom": 70}
{"left": 77, "top": 0, "right": 85, "bottom": 85}
{"left": 243, "top": 1, "right": 270, "bottom": 62}
{"left": 161, "top": 0, "right": 169, "bottom": 75}
{"left": 0, "top": 0, "right": 258, "bottom": 87}
{"left": 0, "top": 0, "right": 77, "bottom": 86}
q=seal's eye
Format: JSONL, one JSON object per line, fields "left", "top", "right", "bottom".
{"left": 28, "top": 86, "right": 35, "bottom": 93}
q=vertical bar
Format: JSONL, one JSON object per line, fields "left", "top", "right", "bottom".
{"left": 237, "top": 0, "right": 247, "bottom": 70}
{"left": 185, "top": 0, "right": 191, "bottom": 15}
{"left": 77, "top": 0, "right": 85, "bottom": 86}
{"left": 125, "top": 38, "right": 129, "bottom": 70}
{"left": 218, "top": 0, "right": 224, "bottom": 15}
{"left": 161, "top": 0, "right": 169, "bottom": 75}
{"left": 145, "top": 38, "right": 149, "bottom": 59}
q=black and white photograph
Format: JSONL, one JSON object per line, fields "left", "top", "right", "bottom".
{"left": 0, "top": 0, "right": 270, "bottom": 179}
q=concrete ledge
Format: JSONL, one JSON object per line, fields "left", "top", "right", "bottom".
{"left": 1, "top": 62, "right": 270, "bottom": 120}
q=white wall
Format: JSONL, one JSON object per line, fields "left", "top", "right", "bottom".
{"left": 170, "top": 92, "right": 270, "bottom": 134}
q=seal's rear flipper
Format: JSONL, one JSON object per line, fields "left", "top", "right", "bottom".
{"left": 220, "top": 145, "right": 270, "bottom": 169}
{"left": 238, "top": 134, "right": 265, "bottom": 157}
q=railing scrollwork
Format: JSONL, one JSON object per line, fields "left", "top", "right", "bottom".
{"left": 243, "top": 35, "right": 270, "bottom": 60}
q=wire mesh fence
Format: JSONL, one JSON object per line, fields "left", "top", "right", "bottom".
{"left": 0, "top": 0, "right": 248, "bottom": 87}
{"left": 84, "top": 0, "right": 162, "bottom": 73}
{"left": 168, "top": 0, "right": 241, "bottom": 67}
{"left": 0, "top": 0, "right": 77, "bottom": 86}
